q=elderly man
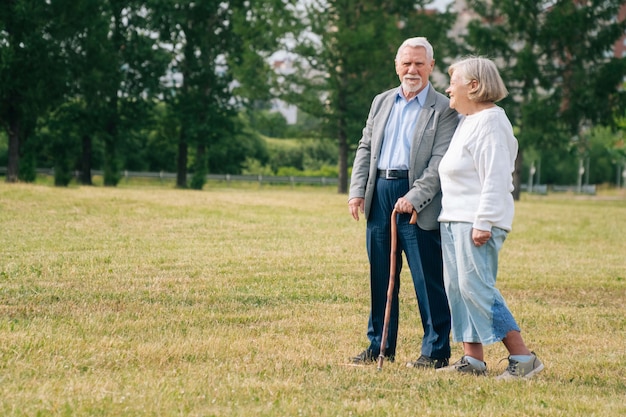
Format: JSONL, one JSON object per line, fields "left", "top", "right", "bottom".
{"left": 348, "top": 37, "right": 457, "bottom": 368}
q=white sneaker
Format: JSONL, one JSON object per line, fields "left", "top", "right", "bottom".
{"left": 496, "top": 352, "right": 544, "bottom": 380}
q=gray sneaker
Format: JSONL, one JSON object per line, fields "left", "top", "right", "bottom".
{"left": 436, "top": 356, "right": 487, "bottom": 375}
{"left": 496, "top": 352, "right": 544, "bottom": 380}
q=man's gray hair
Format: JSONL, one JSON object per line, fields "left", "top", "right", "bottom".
{"left": 395, "top": 37, "right": 434, "bottom": 61}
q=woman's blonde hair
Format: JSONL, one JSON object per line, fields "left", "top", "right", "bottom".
{"left": 448, "top": 56, "right": 508, "bottom": 103}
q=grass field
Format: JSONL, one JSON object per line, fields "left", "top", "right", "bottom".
{"left": 0, "top": 182, "right": 625, "bottom": 416}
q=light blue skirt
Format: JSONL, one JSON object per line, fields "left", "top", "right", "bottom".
{"left": 440, "top": 222, "right": 520, "bottom": 344}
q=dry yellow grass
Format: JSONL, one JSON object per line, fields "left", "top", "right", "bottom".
{"left": 0, "top": 182, "right": 624, "bottom": 416}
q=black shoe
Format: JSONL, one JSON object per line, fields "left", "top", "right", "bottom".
{"left": 350, "top": 349, "right": 376, "bottom": 364}
{"left": 350, "top": 349, "right": 395, "bottom": 365}
{"left": 406, "top": 354, "right": 449, "bottom": 369}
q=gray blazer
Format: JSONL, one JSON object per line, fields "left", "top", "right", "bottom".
{"left": 348, "top": 84, "right": 458, "bottom": 230}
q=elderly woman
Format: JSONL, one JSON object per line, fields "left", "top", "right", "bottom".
{"left": 436, "top": 56, "right": 544, "bottom": 379}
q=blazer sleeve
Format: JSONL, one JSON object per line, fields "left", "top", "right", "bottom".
{"left": 348, "top": 92, "right": 387, "bottom": 201}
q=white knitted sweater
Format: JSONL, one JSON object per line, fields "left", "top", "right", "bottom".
{"left": 438, "top": 106, "right": 518, "bottom": 232}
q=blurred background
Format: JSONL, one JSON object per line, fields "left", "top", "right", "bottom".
{"left": 1, "top": 0, "right": 625, "bottom": 196}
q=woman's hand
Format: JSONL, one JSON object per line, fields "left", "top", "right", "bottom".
{"left": 472, "top": 228, "right": 491, "bottom": 246}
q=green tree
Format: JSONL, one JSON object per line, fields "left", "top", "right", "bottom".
{"left": 281, "top": 0, "right": 457, "bottom": 194}
{"left": 26, "top": 1, "right": 169, "bottom": 186}
{"left": 144, "top": 102, "right": 179, "bottom": 173}
{"left": 0, "top": 0, "right": 70, "bottom": 182}
{"left": 95, "top": 1, "right": 169, "bottom": 186}
{"left": 39, "top": 102, "right": 84, "bottom": 186}
{"left": 251, "top": 110, "right": 289, "bottom": 138}
{"left": 151, "top": 0, "right": 298, "bottom": 189}
{"left": 463, "top": 0, "right": 626, "bottom": 195}
{"left": 586, "top": 126, "right": 622, "bottom": 184}
{"left": 542, "top": 0, "right": 626, "bottom": 186}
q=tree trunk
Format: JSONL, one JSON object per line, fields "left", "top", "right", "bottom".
{"left": 176, "top": 127, "right": 188, "bottom": 188}
{"left": 190, "top": 143, "right": 206, "bottom": 190}
{"left": 5, "top": 118, "right": 20, "bottom": 183}
{"left": 102, "top": 3, "right": 124, "bottom": 187}
{"left": 103, "top": 120, "right": 119, "bottom": 186}
{"left": 80, "top": 134, "right": 93, "bottom": 185}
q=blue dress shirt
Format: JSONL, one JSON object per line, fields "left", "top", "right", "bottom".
{"left": 378, "top": 84, "right": 429, "bottom": 170}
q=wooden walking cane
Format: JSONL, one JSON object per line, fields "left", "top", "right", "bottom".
{"left": 377, "top": 208, "right": 417, "bottom": 371}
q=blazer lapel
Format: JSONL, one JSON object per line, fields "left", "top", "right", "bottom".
{"left": 414, "top": 86, "right": 437, "bottom": 140}
{"left": 410, "top": 86, "right": 436, "bottom": 165}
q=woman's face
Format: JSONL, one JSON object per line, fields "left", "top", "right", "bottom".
{"left": 445, "top": 70, "right": 471, "bottom": 113}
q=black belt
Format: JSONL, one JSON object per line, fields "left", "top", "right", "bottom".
{"left": 377, "top": 169, "right": 409, "bottom": 179}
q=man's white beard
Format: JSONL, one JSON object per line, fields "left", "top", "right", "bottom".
{"left": 402, "top": 77, "right": 423, "bottom": 93}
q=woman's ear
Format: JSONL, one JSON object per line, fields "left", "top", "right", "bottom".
{"left": 469, "top": 79, "right": 479, "bottom": 93}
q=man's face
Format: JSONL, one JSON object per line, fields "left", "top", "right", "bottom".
{"left": 395, "top": 46, "right": 434, "bottom": 98}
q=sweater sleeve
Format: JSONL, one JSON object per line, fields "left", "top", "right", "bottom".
{"left": 471, "top": 119, "right": 516, "bottom": 232}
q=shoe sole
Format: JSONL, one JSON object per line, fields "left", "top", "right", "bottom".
{"left": 406, "top": 359, "right": 429, "bottom": 368}
{"left": 407, "top": 362, "right": 446, "bottom": 369}
{"left": 436, "top": 366, "right": 486, "bottom": 375}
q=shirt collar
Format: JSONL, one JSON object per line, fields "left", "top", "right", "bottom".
{"left": 397, "top": 82, "right": 430, "bottom": 106}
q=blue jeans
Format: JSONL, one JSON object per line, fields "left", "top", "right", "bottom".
{"left": 365, "top": 178, "right": 451, "bottom": 359}
{"left": 440, "top": 222, "right": 520, "bottom": 344}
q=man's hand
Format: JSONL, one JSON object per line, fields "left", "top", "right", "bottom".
{"left": 348, "top": 198, "right": 365, "bottom": 221}
{"left": 472, "top": 228, "right": 491, "bottom": 247}
{"left": 394, "top": 197, "right": 415, "bottom": 214}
